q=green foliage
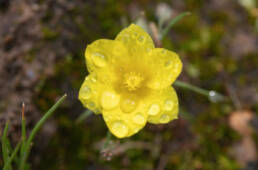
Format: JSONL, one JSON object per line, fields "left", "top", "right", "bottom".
{"left": 1, "top": 95, "right": 67, "bottom": 170}
{"left": 161, "top": 12, "right": 191, "bottom": 40}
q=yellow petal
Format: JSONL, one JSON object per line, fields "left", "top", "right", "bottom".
{"left": 146, "top": 86, "right": 179, "bottom": 124}
{"left": 78, "top": 74, "right": 117, "bottom": 114}
{"left": 147, "top": 48, "right": 182, "bottom": 89}
{"left": 85, "top": 39, "right": 128, "bottom": 82}
{"left": 102, "top": 95, "right": 148, "bottom": 138}
{"left": 115, "top": 24, "right": 154, "bottom": 57}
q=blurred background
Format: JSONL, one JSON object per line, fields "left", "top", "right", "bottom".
{"left": 0, "top": 0, "right": 258, "bottom": 169}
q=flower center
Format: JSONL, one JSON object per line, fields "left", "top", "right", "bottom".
{"left": 123, "top": 72, "right": 144, "bottom": 91}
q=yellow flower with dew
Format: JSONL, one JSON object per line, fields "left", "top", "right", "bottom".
{"left": 79, "top": 24, "right": 182, "bottom": 138}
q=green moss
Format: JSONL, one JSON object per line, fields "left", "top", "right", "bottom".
{"left": 41, "top": 27, "right": 59, "bottom": 40}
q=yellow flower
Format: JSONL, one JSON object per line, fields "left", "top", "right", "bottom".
{"left": 79, "top": 24, "right": 182, "bottom": 138}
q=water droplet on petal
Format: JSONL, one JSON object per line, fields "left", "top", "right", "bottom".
{"left": 120, "top": 98, "right": 137, "bottom": 113}
{"left": 164, "top": 99, "right": 174, "bottom": 111}
{"left": 101, "top": 91, "right": 120, "bottom": 110}
{"left": 161, "top": 49, "right": 167, "bottom": 54}
{"left": 122, "top": 33, "right": 130, "bottom": 43}
{"left": 138, "top": 35, "right": 145, "bottom": 43}
{"left": 148, "top": 104, "right": 160, "bottom": 116}
{"left": 91, "top": 52, "right": 107, "bottom": 67}
{"left": 111, "top": 121, "right": 128, "bottom": 138}
{"left": 159, "top": 114, "right": 170, "bottom": 123}
{"left": 81, "top": 86, "right": 91, "bottom": 99}
{"left": 88, "top": 101, "right": 96, "bottom": 108}
{"left": 87, "top": 101, "right": 97, "bottom": 112}
{"left": 173, "top": 63, "right": 180, "bottom": 71}
{"left": 165, "top": 60, "right": 173, "bottom": 69}
{"left": 89, "top": 73, "right": 97, "bottom": 83}
{"left": 113, "top": 45, "right": 123, "bottom": 56}
{"left": 131, "top": 47, "right": 137, "bottom": 52}
{"left": 133, "top": 113, "right": 145, "bottom": 125}
{"left": 133, "top": 32, "right": 138, "bottom": 38}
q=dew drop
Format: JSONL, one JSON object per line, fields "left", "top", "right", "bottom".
{"left": 120, "top": 98, "right": 137, "bottom": 113}
{"left": 91, "top": 52, "right": 107, "bottom": 67}
{"left": 165, "top": 60, "right": 172, "bottom": 69}
{"left": 131, "top": 47, "right": 137, "bottom": 52}
{"left": 208, "top": 90, "right": 225, "bottom": 103}
{"left": 161, "top": 49, "right": 167, "bottom": 54}
{"left": 122, "top": 33, "right": 130, "bottom": 43}
{"left": 91, "top": 77, "right": 97, "bottom": 83}
{"left": 164, "top": 99, "right": 174, "bottom": 111}
{"left": 159, "top": 114, "right": 170, "bottom": 123}
{"left": 148, "top": 104, "right": 160, "bottom": 116}
{"left": 133, "top": 32, "right": 138, "bottom": 38}
{"left": 173, "top": 63, "right": 181, "bottom": 72}
{"left": 86, "top": 101, "right": 97, "bottom": 112}
{"left": 138, "top": 35, "right": 145, "bottom": 43}
{"left": 89, "top": 73, "right": 97, "bottom": 83}
{"left": 88, "top": 101, "right": 96, "bottom": 108}
{"left": 133, "top": 113, "right": 145, "bottom": 125}
{"left": 111, "top": 121, "right": 128, "bottom": 138}
{"left": 81, "top": 86, "right": 91, "bottom": 99}
{"left": 101, "top": 91, "right": 120, "bottom": 110}
{"left": 146, "top": 48, "right": 151, "bottom": 53}
{"left": 113, "top": 45, "right": 123, "bottom": 56}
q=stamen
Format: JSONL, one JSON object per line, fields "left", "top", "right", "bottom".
{"left": 123, "top": 72, "right": 144, "bottom": 91}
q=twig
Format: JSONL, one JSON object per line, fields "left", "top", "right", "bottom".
{"left": 149, "top": 22, "right": 162, "bottom": 47}
{"left": 225, "top": 83, "right": 242, "bottom": 109}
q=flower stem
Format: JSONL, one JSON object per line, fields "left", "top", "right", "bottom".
{"left": 103, "top": 131, "right": 112, "bottom": 150}
{"left": 174, "top": 80, "right": 227, "bottom": 102}
{"left": 76, "top": 109, "right": 93, "bottom": 124}
{"left": 174, "top": 80, "right": 209, "bottom": 96}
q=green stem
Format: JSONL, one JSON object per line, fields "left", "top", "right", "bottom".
{"left": 20, "top": 103, "right": 26, "bottom": 158}
{"left": 102, "top": 131, "right": 112, "bottom": 150}
{"left": 19, "top": 94, "right": 67, "bottom": 170}
{"left": 174, "top": 80, "right": 227, "bottom": 102}
{"left": 75, "top": 110, "right": 93, "bottom": 124}
{"left": 2, "top": 122, "right": 10, "bottom": 168}
{"left": 174, "top": 80, "right": 209, "bottom": 96}
{"left": 3, "top": 142, "right": 21, "bottom": 170}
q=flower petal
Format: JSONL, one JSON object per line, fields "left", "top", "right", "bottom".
{"left": 102, "top": 94, "right": 149, "bottom": 138}
{"left": 115, "top": 24, "right": 154, "bottom": 56}
{"left": 78, "top": 73, "right": 115, "bottom": 114}
{"left": 85, "top": 39, "right": 128, "bottom": 82}
{"left": 147, "top": 48, "right": 182, "bottom": 89}
{"left": 146, "top": 86, "right": 179, "bottom": 124}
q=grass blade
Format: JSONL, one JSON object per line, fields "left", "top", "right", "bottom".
{"left": 20, "top": 103, "right": 26, "bottom": 157}
{"left": 3, "top": 142, "right": 21, "bottom": 170}
{"left": 19, "top": 94, "right": 67, "bottom": 170}
{"left": 2, "top": 122, "right": 9, "bottom": 163}
{"left": 161, "top": 12, "right": 191, "bottom": 39}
